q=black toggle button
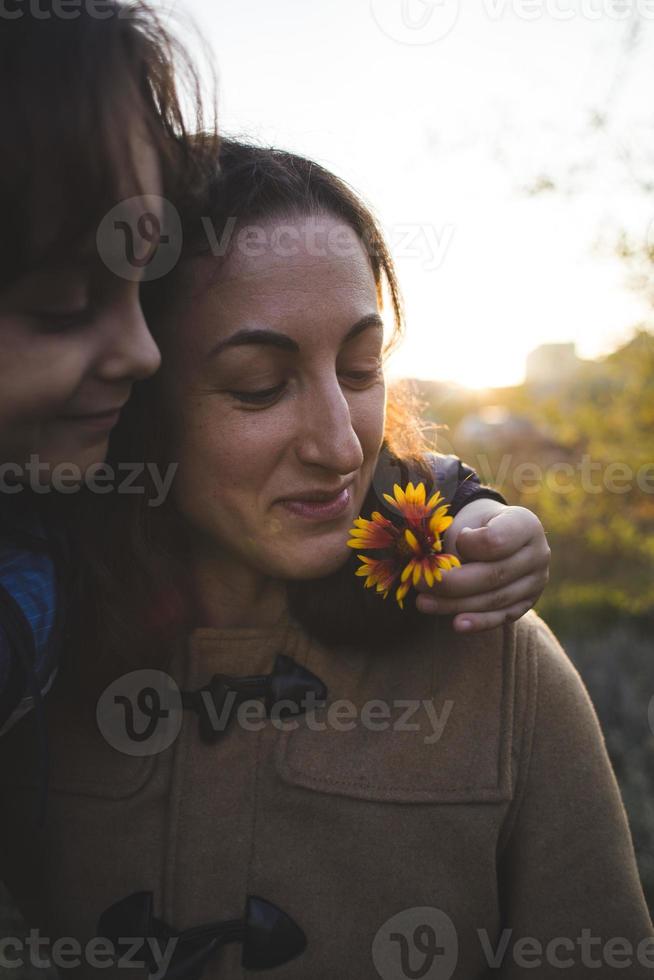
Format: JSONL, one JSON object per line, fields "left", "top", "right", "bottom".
{"left": 181, "top": 654, "right": 327, "bottom": 743}
{"left": 98, "top": 892, "right": 306, "bottom": 978}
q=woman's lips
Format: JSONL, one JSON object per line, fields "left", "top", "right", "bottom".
{"left": 280, "top": 486, "right": 352, "bottom": 521}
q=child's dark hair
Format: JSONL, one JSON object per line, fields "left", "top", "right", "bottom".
{"left": 0, "top": 0, "right": 218, "bottom": 288}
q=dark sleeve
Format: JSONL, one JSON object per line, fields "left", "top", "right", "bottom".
{"left": 426, "top": 453, "right": 506, "bottom": 517}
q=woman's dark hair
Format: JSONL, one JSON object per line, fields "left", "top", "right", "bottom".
{"left": 70, "top": 140, "right": 438, "bottom": 691}
{"left": 143, "top": 138, "right": 431, "bottom": 458}
{"left": 0, "top": 0, "right": 218, "bottom": 288}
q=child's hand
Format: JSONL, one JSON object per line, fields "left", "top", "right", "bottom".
{"left": 415, "top": 499, "right": 550, "bottom": 632}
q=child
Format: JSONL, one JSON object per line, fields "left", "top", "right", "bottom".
{"left": 0, "top": 1, "right": 217, "bottom": 746}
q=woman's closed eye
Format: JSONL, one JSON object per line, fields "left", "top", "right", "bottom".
{"left": 30, "top": 306, "right": 95, "bottom": 334}
{"left": 338, "top": 359, "right": 383, "bottom": 388}
{"left": 227, "top": 371, "right": 380, "bottom": 405}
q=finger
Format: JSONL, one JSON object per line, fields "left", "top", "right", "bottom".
{"left": 456, "top": 508, "right": 541, "bottom": 563}
{"left": 415, "top": 573, "right": 545, "bottom": 616}
{"left": 414, "top": 546, "right": 545, "bottom": 599}
{"left": 451, "top": 600, "right": 537, "bottom": 633}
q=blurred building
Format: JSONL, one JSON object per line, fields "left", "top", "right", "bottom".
{"left": 526, "top": 342, "right": 581, "bottom": 389}
{"left": 454, "top": 405, "right": 542, "bottom": 449}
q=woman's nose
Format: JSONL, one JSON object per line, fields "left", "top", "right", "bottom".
{"left": 96, "top": 296, "right": 162, "bottom": 383}
{"left": 294, "top": 379, "right": 364, "bottom": 475}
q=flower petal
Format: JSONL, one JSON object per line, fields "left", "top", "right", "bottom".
{"left": 396, "top": 580, "right": 411, "bottom": 608}
{"left": 429, "top": 513, "right": 453, "bottom": 537}
{"left": 393, "top": 483, "right": 406, "bottom": 506}
{"left": 404, "top": 528, "right": 421, "bottom": 554}
{"left": 427, "top": 490, "right": 445, "bottom": 510}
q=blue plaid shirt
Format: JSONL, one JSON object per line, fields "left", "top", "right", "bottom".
{"left": 0, "top": 506, "right": 59, "bottom": 734}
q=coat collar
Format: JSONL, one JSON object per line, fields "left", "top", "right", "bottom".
{"left": 182, "top": 611, "right": 315, "bottom": 689}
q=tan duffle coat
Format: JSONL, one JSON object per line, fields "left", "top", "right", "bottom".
{"left": 0, "top": 611, "right": 652, "bottom": 979}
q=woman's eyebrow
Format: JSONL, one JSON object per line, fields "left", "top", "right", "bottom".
{"left": 209, "top": 314, "right": 384, "bottom": 358}
{"left": 342, "top": 313, "right": 384, "bottom": 343}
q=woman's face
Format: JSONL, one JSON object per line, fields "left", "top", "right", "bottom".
{"left": 161, "top": 212, "right": 387, "bottom": 582}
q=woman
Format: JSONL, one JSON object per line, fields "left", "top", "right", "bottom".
{"left": 0, "top": 142, "right": 650, "bottom": 978}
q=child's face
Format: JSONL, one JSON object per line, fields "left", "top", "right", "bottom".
{"left": 0, "top": 128, "right": 162, "bottom": 480}
{"left": 160, "top": 211, "right": 387, "bottom": 584}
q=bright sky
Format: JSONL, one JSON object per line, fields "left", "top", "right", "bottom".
{"left": 156, "top": 0, "right": 654, "bottom": 388}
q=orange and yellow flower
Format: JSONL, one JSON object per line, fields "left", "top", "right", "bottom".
{"left": 347, "top": 481, "right": 461, "bottom": 609}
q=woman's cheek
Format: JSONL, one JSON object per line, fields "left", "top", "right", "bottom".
{"left": 351, "top": 381, "right": 386, "bottom": 455}
{"left": 177, "top": 399, "right": 274, "bottom": 499}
